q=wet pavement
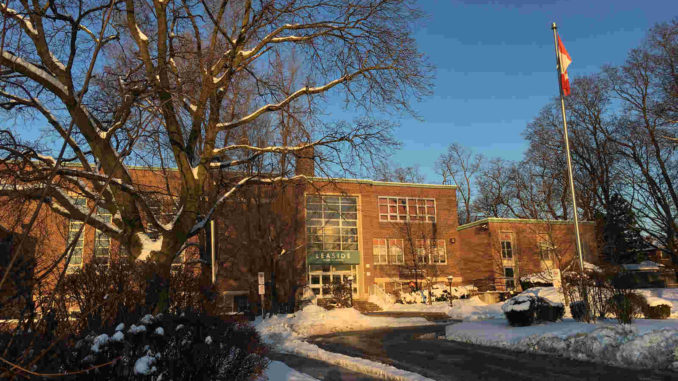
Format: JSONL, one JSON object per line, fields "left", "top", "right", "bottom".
{"left": 307, "top": 324, "right": 678, "bottom": 381}
{"left": 268, "top": 352, "right": 381, "bottom": 381}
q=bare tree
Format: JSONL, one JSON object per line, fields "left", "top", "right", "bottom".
{"left": 0, "top": 0, "right": 432, "bottom": 312}
{"left": 374, "top": 162, "right": 423, "bottom": 183}
{"left": 436, "top": 142, "right": 484, "bottom": 224}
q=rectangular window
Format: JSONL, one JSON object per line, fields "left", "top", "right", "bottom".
{"left": 500, "top": 233, "right": 513, "bottom": 259}
{"left": 415, "top": 239, "right": 429, "bottom": 264}
{"left": 373, "top": 239, "right": 388, "bottom": 265}
{"left": 66, "top": 196, "right": 87, "bottom": 273}
{"left": 388, "top": 239, "right": 404, "bottom": 264}
{"left": 431, "top": 239, "right": 447, "bottom": 264}
{"left": 94, "top": 207, "right": 111, "bottom": 266}
{"left": 537, "top": 235, "right": 554, "bottom": 261}
{"left": 306, "top": 195, "right": 359, "bottom": 253}
{"left": 504, "top": 267, "right": 515, "bottom": 289}
{"left": 378, "top": 197, "right": 436, "bottom": 223}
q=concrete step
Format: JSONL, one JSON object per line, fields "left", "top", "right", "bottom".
{"left": 352, "top": 300, "right": 382, "bottom": 313}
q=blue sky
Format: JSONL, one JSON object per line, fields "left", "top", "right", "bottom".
{"left": 329, "top": 0, "right": 677, "bottom": 182}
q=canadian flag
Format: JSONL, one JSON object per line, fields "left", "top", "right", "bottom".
{"left": 557, "top": 35, "right": 572, "bottom": 96}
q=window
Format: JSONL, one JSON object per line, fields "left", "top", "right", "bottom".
{"left": 537, "top": 235, "right": 554, "bottom": 261}
{"left": 378, "top": 197, "right": 436, "bottom": 223}
{"left": 66, "top": 196, "right": 87, "bottom": 273}
{"left": 388, "top": 239, "right": 404, "bottom": 264}
{"left": 500, "top": 233, "right": 513, "bottom": 259}
{"left": 306, "top": 195, "right": 358, "bottom": 252}
{"left": 415, "top": 239, "right": 429, "bottom": 264}
{"left": 415, "top": 239, "right": 447, "bottom": 265}
{"left": 373, "top": 239, "right": 388, "bottom": 264}
{"left": 373, "top": 239, "right": 404, "bottom": 265}
{"left": 94, "top": 207, "right": 111, "bottom": 266}
{"left": 504, "top": 267, "right": 515, "bottom": 289}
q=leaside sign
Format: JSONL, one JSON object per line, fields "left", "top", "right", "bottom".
{"left": 307, "top": 250, "right": 360, "bottom": 265}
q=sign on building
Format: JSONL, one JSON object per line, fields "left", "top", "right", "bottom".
{"left": 258, "top": 272, "right": 265, "bottom": 285}
{"left": 307, "top": 250, "right": 360, "bottom": 265}
{"left": 258, "top": 284, "right": 265, "bottom": 295}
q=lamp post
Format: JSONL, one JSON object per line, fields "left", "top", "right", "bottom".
{"left": 347, "top": 275, "right": 354, "bottom": 308}
{"left": 447, "top": 275, "right": 454, "bottom": 295}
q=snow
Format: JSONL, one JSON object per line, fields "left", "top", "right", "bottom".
{"left": 205, "top": 336, "right": 212, "bottom": 345}
{"left": 91, "top": 333, "right": 109, "bottom": 353}
{"left": 140, "top": 314, "right": 155, "bottom": 325}
{"left": 128, "top": 324, "right": 147, "bottom": 334}
{"left": 175, "top": 324, "right": 184, "bottom": 331}
{"left": 636, "top": 289, "right": 678, "bottom": 316}
{"left": 448, "top": 296, "right": 505, "bottom": 321}
{"left": 501, "top": 295, "right": 533, "bottom": 313}
{"left": 134, "top": 354, "right": 157, "bottom": 375}
{"left": 111, "top": 331, "right": 124, "bottom": 342}
{"left": 258, "top": 361, "right": 318, "bottom": 381}
{"left": 622, "top": 261, "right": 664, "bottom": 271}
{"left": 446, "top": 316, "right": 678, "bottom": 369}
{"left": 154, "top": 327, "right": 164, "bottom": 336}
{"left": 135, "top": 233, "right": 163, "bottom": 261}
{"left": 255, "top": 305, "right": 435, "bottom": 381}
{"left": 115, "top": 323, "right": 125, "bottom": 331}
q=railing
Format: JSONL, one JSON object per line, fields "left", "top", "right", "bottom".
{"left": 368, "top": 283, "right": 396, "bottom": 305}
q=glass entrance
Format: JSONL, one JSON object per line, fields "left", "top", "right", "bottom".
{"left": 308, "top": 264, "right": 358, "bottom": 298}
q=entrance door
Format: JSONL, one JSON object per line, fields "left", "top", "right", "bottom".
{"left": 308, "top": 264, "right": 358, "bottom": 298}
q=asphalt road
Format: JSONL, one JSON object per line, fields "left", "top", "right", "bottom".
{"left": 308, "top": 324, "right": 678, "bottom": 381}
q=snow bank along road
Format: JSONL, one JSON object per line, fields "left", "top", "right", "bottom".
{"left": 309, "top": 324, "right": 675, "bottom": 381}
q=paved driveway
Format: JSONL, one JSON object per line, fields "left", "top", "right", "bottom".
{"left": 308, "top": 324, "right": 677, "bottom": 381}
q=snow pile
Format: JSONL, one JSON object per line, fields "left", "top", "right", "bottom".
{"left": 255, "top": 305, "right": 435, "bottom": 381}
{"left": 128, "top": 324, "right": 147, "bottom": 335}
{"left": 258, "top": 304, "right": 430, "bottom": 338}
{"left": 447, "top": 296, "right": 504, "bottom": 321}
{"left": 446, "top": 318, "right": 678, "bottom": 370}
{"left": 518, "top": 287, "right": 565, "bottom": 305}
{"left": 111, "top": 331, "right": 124, "bottom": 342}
{"left": 258, "top": 360, "right": 318, "bottom": 381}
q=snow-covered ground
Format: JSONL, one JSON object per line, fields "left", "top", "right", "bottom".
{"left": 446, "top": 318, "right": 678, "bottom": 370}
{"left": 255, "top": 305, "right": 435, "bottom": 381}
{"left": 445, "top": 287, "right": 678, "bottom": 370}
{"left": 258, "top": 361, "right": 318, "bottom": 381}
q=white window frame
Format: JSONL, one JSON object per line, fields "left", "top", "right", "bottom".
{"left": 66, "top": 196, "right": 87, "bottom": 273}
{"left": 537, "top": 234, "right": 555, "bottom": 261}
{"left": 94, "top": 207, "right": 111, "bottom": 266}
{"left": 415, "top": 239, "right": 447, "bottom": 265}
{"left": 388, "top": 239, "right": 404, "bottom": 265}
{"left": 373, "top": 239, "right": 388, "bottom": 265}
{"left": 378, "top": 197, "right": 436, "bottom": 223}
{"left": 500, "top": 232, "right": 514, "bottom": 259}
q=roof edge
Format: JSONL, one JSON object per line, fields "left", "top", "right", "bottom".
{"left": 307, "top": 177, "right": 457, "bottom": 189}
{"left": 457, "top": 217, "right": 595, "bottom": 231}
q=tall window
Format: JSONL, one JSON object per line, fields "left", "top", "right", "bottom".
{"left": 378, "top": 197, "right": 436, "bottom": 222}
{"left": 504, "top": 267, "right": 515, "bottom": 289}
{"left": 373, "top": 239, "right": 388, "bottom": 264}
{"left": 306, "top": 195, "right": 358, "bottom": 252}
{"left": 388, "top": 239, "right": 404, "bottom": 264}
{"left": 66, "top": 196, "right": 86, "bottom": 273}
{"left": 537, "top": 235, "right": 554, "bottom": 261}
{"left": 500, "top": 233, "right": 513, "bottom": 259}
{"left": 415, "top": 239, "right": 447, "bottom": 264}
{"left": 94, "top": 207, "right": 111, "bottom": 266}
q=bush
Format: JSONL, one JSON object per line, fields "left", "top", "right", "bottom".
{"left": 536, "top": 298, "right": 565, "bottom": 322}
{"left": 1, "top": 310, "right": 269, "bottom": 380}
{"left": 607, "top": 292, "right": 648, "bottom": 324}
{"left": 570, "top": 300, "right": 590, "bottom": 322}
{"left": 643, "top": 304, "right": 671, "bottom": 319}
{"left": 502, "top": 295, "right": 538, "bottom": 326}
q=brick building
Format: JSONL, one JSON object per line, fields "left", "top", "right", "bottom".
{"left": 0, "top": 164, "right": 600, "bottom": 314}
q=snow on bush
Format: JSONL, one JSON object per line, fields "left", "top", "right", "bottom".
{"left": 91, "top": 333, "right": 110, "bottom": 353}
{"left": 399, "top": 284, "right": 476, "bottom": 304}
{"left": 134, "top": 354, "right": 157, "bottom": 375}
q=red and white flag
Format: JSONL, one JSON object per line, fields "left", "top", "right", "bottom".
{"left": 557, "top": 35, "right": 572, "bottom": 96}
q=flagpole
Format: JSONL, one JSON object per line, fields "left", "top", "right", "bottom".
{"left": 551, "top": 22, "right": 585, "bottom": 273}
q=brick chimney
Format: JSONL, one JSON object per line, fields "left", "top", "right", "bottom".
{"left": 295, "top": 146, "right": 315, "bottom": 177}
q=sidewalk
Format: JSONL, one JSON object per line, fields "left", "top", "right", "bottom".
{"left": 269, "top": 352, "right": 381, "bottom": 381}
